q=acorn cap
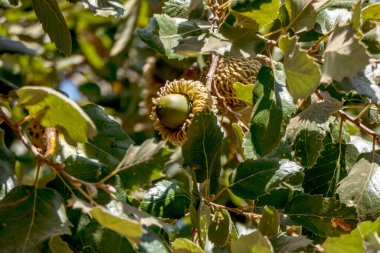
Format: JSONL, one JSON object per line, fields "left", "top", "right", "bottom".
{"left": 211, "top": 57, "right": 261, "bottom": 108}
{"left": 151, "top": 79, "right": 213, "bottom": 145}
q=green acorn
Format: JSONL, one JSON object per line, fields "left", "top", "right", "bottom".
{"left": 151, "top": 79, "right": 213, "bottom": 145}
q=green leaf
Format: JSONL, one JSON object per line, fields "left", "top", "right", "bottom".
{"left": 316, "top": 7, "right": 352, "bottom": 34}
{"left": 0, "top": 186, "right": 71, "bottom": 252}
{"left": 117, "top": 139, "right": 172, "bottom": 190}
{"left": 0, "top": 129, "right": 17, "bottom": 200}
{"left": 230, "top": 0, "right": 281, "bottom": 30}
{"left": 285, "top": 0, "right": 327, "bottom": 33}
{"left": 242, "top": 130, "right": 257, "bottom": 160}
{"left": 198, "top": 203, "right": 211, "bottom": 247}
{"left": 284, "top": 195, "right": 357, "bottom": 237}
{"left": 259, "top": 206, "right": 280, "bottom": 237}
{"left": 140, "top": 179, "right": 191, "bottom": 219}
{"left": 303, "top": 138, "right": 359, "bottom": 196}
{"left": 162, "top": 0, "right": 202, "bottom": 18}
{"left": 172, "top": 238, "right": 205, "bottom": 253}
{"left": 229, "top": 158, "right": 303, "bottom": 199}
{"left": 337, "top": 65, "right": 380, "bottom": 104}
{"left": 0, "top": 36, "right": 36, "bottom": 55}
{"left": 81, "top": 104, "right": 134, "bottom": 168}
{"left": 183, "top": 111, "right": 223, "bottom": 195}
{"left": 231, "top": 231, "right": 273, "bottom": 253}
{"left": 31, "top": 0, "right": 72, "bottom": 55}
{"left": 279, "top": 35, "right": 321, "bottom": 100}
{"left": 321, "top": 24, "right": 369, "bottom": 83}
{"left": 78, "top": 0, "right": 125, "bottom": 17}
{"left": 362, "top": 25, "right": 380, "bottom": 55}
{"left": 91, "top": 206, "right": 144, "bottom": 243}
{"left": 137, "top": 14, "right": 208, "bottom": 60}
{"left": 251, "top": 65, "right": 296, "bottom": 156}
{"left": 138, "top": 230, "right": 171, "bottom": 253}
{"left": 256, "top": 188, "right": 298, "bottom": 209}
{"left": 49, "top": 235, "right": 74, "bottom": 253}
{"left": 208, "top": 209, "right": 232, "bottom": 247}
{"left": 270, "top": 234, "right": 313, "bottom": 253}
{"left": 16, "top": 86, "right": 96, "bottom": 145}
{"left": 234, "top": 82, "right": 254, "bottom": 106}
{"left": 361, "top": 3, "right": 380, "bottom": 20}
{"left": 286, "top": 94, "right": 342, "bottom": 167}
{"left": 337, "top": 154, "right": 380, "bottom": 220}
{"left": 323, "top": 216, "right": 380, "bottom": 253}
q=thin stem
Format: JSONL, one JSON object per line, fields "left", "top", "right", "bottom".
{"left": 205, "top": 199, "right": 261, "bottom": 221}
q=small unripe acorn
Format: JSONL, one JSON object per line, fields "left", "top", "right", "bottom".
{"left": 151, "top": 79, "right": 213, "bottom": 145}
{"left": 156, "top": 94, "right": 192, "bottom": 130}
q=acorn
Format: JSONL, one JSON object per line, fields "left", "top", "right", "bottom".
{"left": 150, "top": 79, "right": 213, "bottom": 145}
{"left": 208, "top": 56, "right": 261, "bottom": 108}
{"left": 156, "top": 94, "right": 192, "bottom": 130}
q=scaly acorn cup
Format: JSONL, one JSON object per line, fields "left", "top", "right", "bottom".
{"left": 150, "top": 79, "right": 213, "bottom": 145}
{"left": 210, "top": 56, "right": 261, "bottom": 108}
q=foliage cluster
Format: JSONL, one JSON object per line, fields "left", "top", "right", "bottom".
{"left": 2, "top": 0, "right": 380, "bottom": 252}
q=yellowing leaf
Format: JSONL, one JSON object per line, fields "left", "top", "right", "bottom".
{"left": 16, "top": 86, "right": 96, "bottom": 145}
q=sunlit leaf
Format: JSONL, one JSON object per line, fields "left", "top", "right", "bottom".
{"left": 231, "top": 231, "right": 273, "bottom": 253}
{"left": 279, "top": 35, "right": 321, "bottom": 100}
{"left": 361, "top": 3, "right": 380, "bottom": 20}
{"left": 337, "top": 154, "right": 380, "bottom": 220}
{"left": 172, "top": 238, "right": 205, "bottom": 253}
{"left": 16, "top": 86, "right": 96, "bottom": 145}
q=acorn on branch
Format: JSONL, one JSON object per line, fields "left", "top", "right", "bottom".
{"left": 209, "top": 56, "right": 261, "bottom": 108}
{"left": 150, "top": 79, "right": 213, "bottom": 145}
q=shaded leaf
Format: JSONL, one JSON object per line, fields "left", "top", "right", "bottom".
{"left": 0, "top": 36, "right": 36, "bottom": 55}
{"left": 137, "top": 14, "right": 208, "bottom": 60}
{"left": 183, "top": 111, "right": 223, "bottom": 195}
{"left": 138, "top": 230, "right": 171, "bottom": 253}
{"left": 82, "top": 104, "right": 134, "bottom": 168}
{"left": 31, "top": 0, "right": 72, "bottom": 55}
{"left": 338, "top": 64, "right": 380, "bottom": 104}
{"left": 49, "top": 235, "right": 74, "bottom": 253}
{"left": 303, "top": 139, "right": 359, "bottom": 196}
{"left": 259, "top": 206, "right": 279, "bottom": 237}
{"left": 78, "top": 0, "right": 125, "bottom": 17}
{"left": 16, "top": 86, "right": 96, "bottom": 145}
{"left": 270, "top": 234, "right": 313, "bottom": 253}
{"left": 286, "top": 95, "right": 342, "bottom": 167}
{"left": 172, "top": 238, "right": 204, "bottom": 253}
{"left": 284, "top": 195, "right": 357, "bottom": 237}
{"left": 162, "top": 0, "right": 202, "bottom": 18}
{"left": 117, "top": 139, "right": 172, "bottom": 190}
{"left": 285, "top": 0, "right": 327, "bottom": 33}
{"left": 230, "top": 0, "right": 281, "bottom": 29}
{"left": 91, "top": 206, "right": 144, "bottom": 243}
{"left": 0, "top": 129, "right": 17, "bottom": 200}
{"left": 337, "top": 154, "right": 380, "bottom": 220}
{"left": 316, "top": 7, "right": 352, "bottom": 34}
{"left": 230, "top": 230, "right": 273, "bottom": 253}
{"left": 229, "top": 158, "right": 303, "bottom": 200}
{"left": 251, "top": 65, "right": 296, "bottom": 156}
{"left": 256, "top": 188, "right": 299, "bottom": 210}
{"left": 321, "top": 24, "right": 369, "bottom": 83}
{"left": 140, "top": 179, "right": 191, "bottom": 219}
{"left": 208, "top": 209, "right": 232, "bottom": 247}
{"left": 0, "top": 186, "right": 71, "bottom": 252}
{"left": 279, "top": 35, "right": 321, "bottom": 100}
